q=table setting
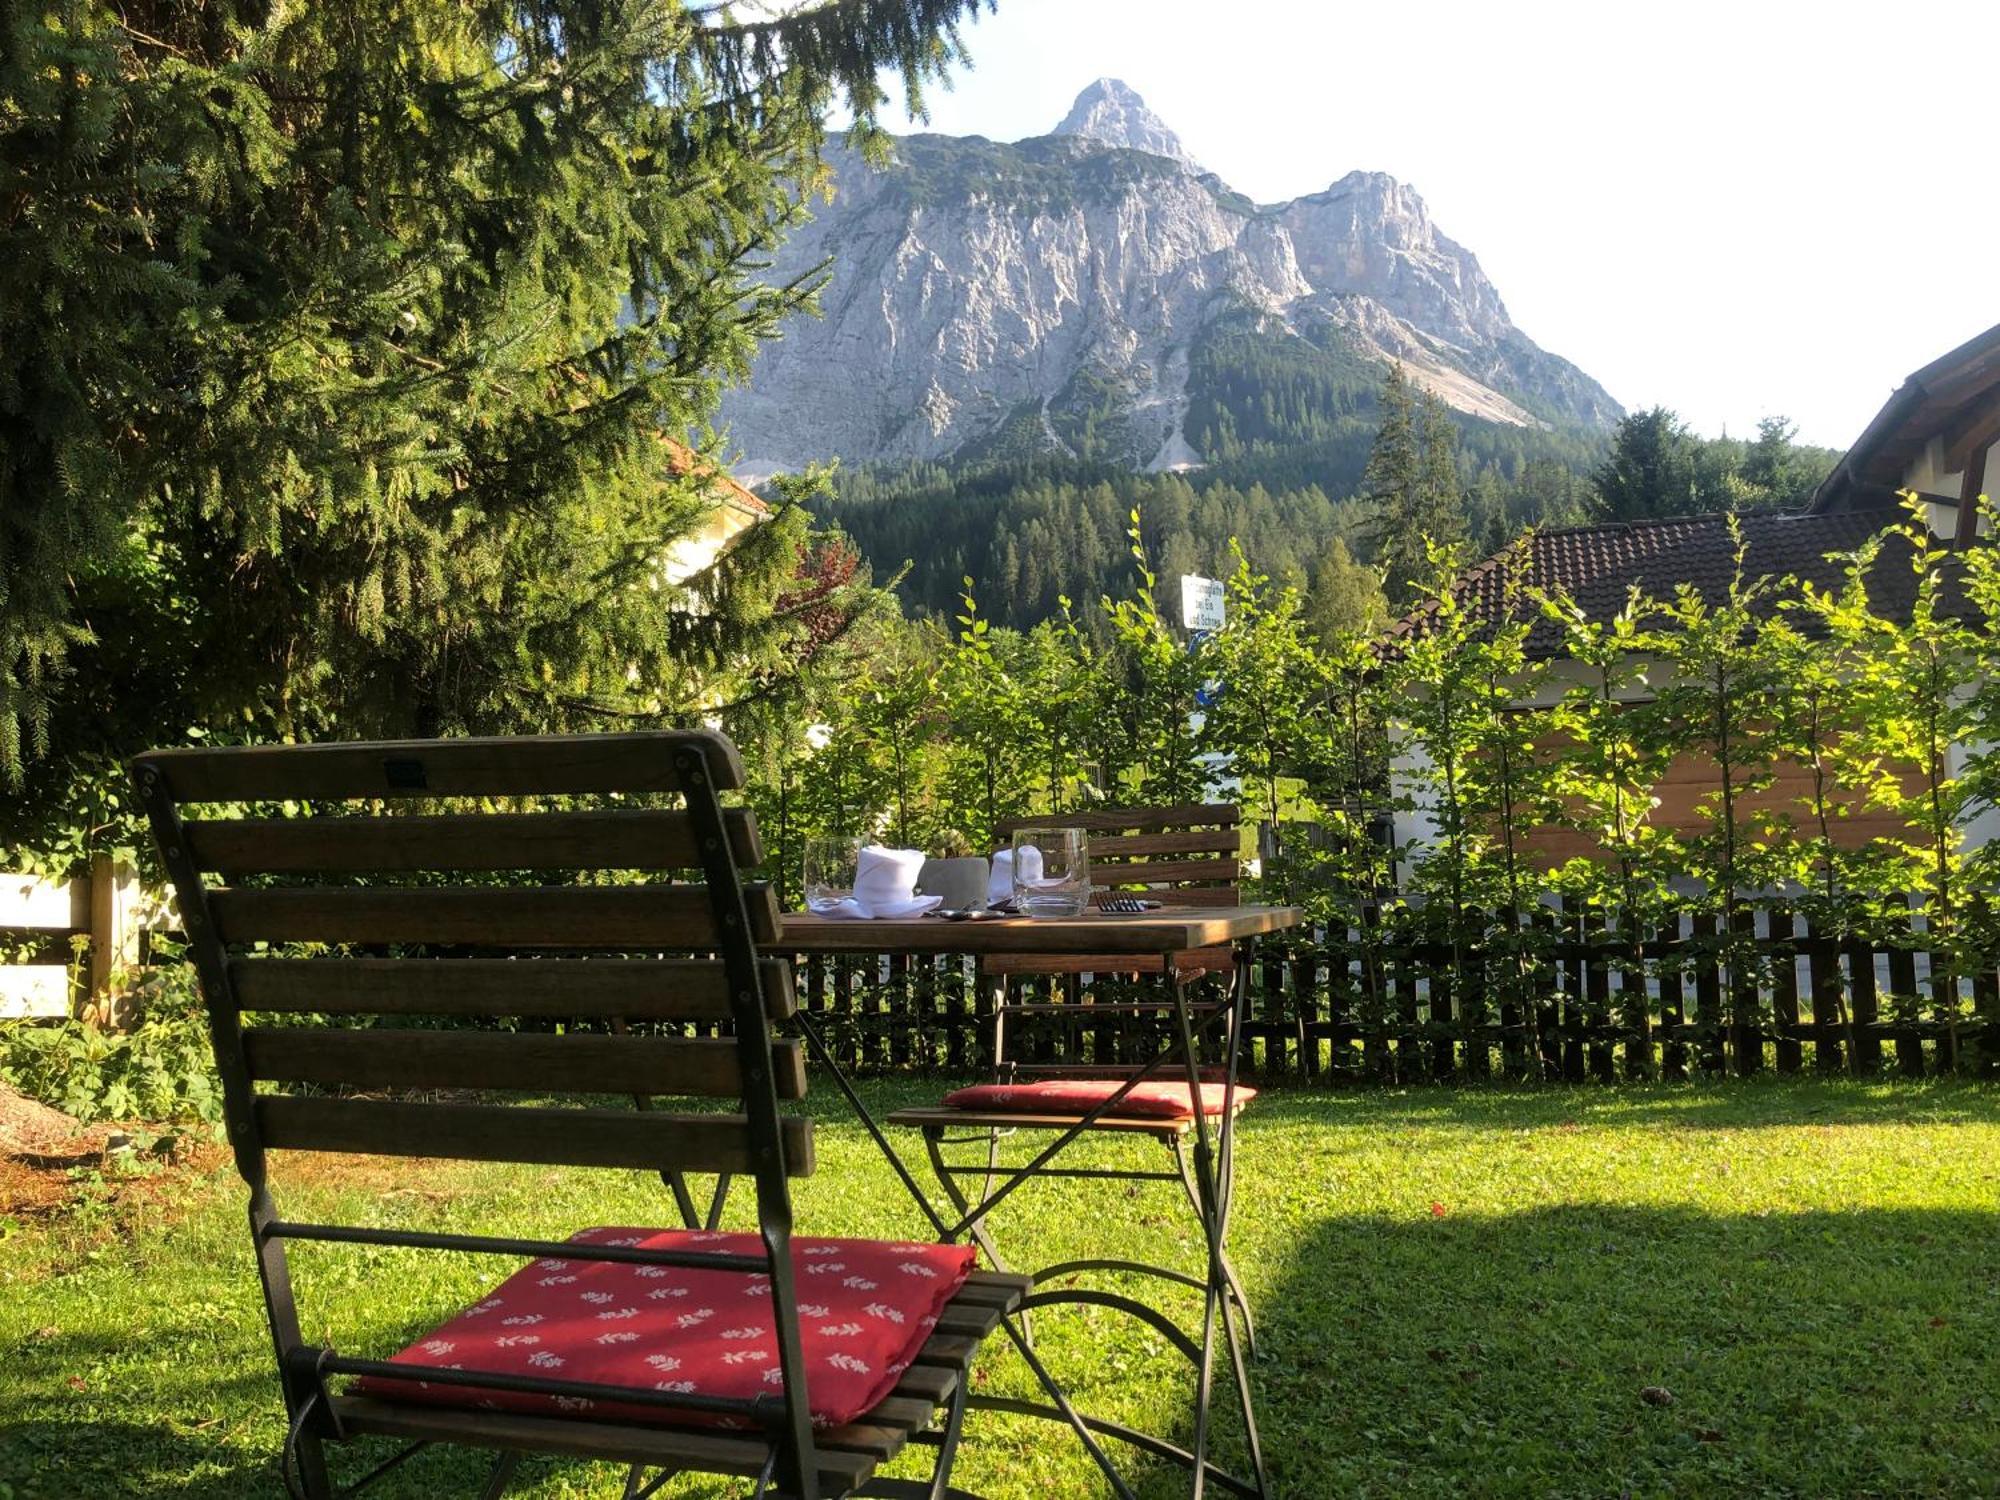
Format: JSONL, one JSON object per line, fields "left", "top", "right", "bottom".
{"left": 802, "top": 826, "right": 1104, "bottom": 922}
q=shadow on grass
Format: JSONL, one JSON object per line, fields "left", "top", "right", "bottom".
{"left": 1240, "top": 1074, "right": 2000, "bottom": 1132}
{"left": 1247, "top": 1203, "right": 2000, "bottom": 1500}
{"left": 0, "top": 1422, "right": 278, "bottom": 1500}
{"left": 0, "top": 1419, "right": 591, "bottom": 1500}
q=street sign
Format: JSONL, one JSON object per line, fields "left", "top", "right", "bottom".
{"left": 1180, "top": 574, "right": 1225, "bottom": 632}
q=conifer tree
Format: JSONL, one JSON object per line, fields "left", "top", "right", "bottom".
{"left": 1417, "top": 391, "right": 1468, "bottom": 545}
{"left": 0, "top": 0, "right": 990, "bottom": 809}
{"left": 1362, "top": 366, "right": 1465, "bottom": 606}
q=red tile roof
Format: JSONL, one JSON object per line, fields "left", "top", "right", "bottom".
{"left": 663, "top": 439, "right": 769, "bottom": 515}
{"left": 1387, "top": 505, "right": 1930, "bottom": 660}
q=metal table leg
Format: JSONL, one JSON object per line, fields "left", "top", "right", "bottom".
{"left": 793, "top": 950, "right": 1269, "bottom": 1499}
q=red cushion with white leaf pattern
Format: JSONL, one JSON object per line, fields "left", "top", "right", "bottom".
{"left": 940, "top": 1078, "right": 1256, "bottom": 1120}
{"left": 352, "top": 1228, "right": 975, "bottom": 1429}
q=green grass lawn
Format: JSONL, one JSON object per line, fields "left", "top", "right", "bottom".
{"left": 4, "top": 1077, "right": 1998, "bottom": 1499}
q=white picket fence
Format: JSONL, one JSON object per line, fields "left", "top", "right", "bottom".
{"left": 1, "top": 858, "right": 149, "bottom": 1020}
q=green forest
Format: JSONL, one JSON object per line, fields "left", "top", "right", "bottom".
{"left": 818, "top": 365, "right": 1841, "bottom": 631}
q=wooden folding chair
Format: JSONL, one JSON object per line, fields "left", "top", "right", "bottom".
{"left": 133, "top": 730, "right": 1023, "bottom": 1500}
{"left": 885, "top": 804, "right": 1267, "bottom": 1498}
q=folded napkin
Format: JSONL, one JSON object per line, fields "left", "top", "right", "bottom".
{"left": 987, "top": 845, "right": 1043, "bottom": 908}
{"left": 813, "top": 844, "right": 943, "bottom": 920}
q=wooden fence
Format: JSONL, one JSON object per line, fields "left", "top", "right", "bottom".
{"left": 5, "top": 861, "right": 1993, "bottom": 1083}
{"left": 791, "top": 901, "right": 2000, "bottom": 1083}
{"left": 0, "top": 859, "right": 149, "bottom": 1021}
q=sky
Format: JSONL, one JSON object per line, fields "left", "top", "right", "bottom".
{"left": 858, "top": 0, "right": 1998, "bottom": 447}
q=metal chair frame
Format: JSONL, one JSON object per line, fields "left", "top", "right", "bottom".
{"left": 805, "top": 937, "right": 1269, "bottom": 1500}
{"left": 134, "top": 731, "right": 1011, "bottom": 1500}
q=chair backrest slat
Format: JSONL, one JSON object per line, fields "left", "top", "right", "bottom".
{"left": 226, "top": 956, "right": 797, "bottom": 1021}
{"left": 184, "top": 808, "right": 760, "bottom": 875}
{"left": 252, "top": 1096, "right": 814, "bottom": 1175}
{"left": 241, "top": 1028, "right": 807, "bottom": 1100}
{"left": 996, "top": 803, "right": 1243, "bottom": 901}
{"left": 206, "top": 882, "right": 782, "bottom": 948}
{"left": 998, "top": 802, "right": 1239, "bottom": 834}
{"left": 139, "top": 731, "right": 746, "bottom": 802}
{"left": 1084, "top": 829, "right": 1238, "bottom": 859}
{"left": 1095, "top": 856, "right": 1238, "bottom": 886}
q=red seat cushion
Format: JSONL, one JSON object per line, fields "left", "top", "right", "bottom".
{"left": 940, "top": 1078, "right": 1256, "bottom": 1120}
{"left": 352, "top": 1227, "right": 974, "bottom": 1429}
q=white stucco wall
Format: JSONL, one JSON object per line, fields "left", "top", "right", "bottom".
{"left": 1903, "top": 434, "right": 1993, "bottom": 536}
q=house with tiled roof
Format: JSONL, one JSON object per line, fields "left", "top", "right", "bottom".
{"left": 1387, "top": 503, "right": 1920, "bottom": 664}
{"left": 1388, "top": 320, "right": 1999, "bottom": 862}
{"left": 658, "top": 438, "right": 772, "bottom": 586}
{"left": 1812, "top": 320, "right": 2000, "bottom": 541}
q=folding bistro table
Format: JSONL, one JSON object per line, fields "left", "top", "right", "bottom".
{"left": 782, "top": 905, "right": 1302, "bottom": 1500}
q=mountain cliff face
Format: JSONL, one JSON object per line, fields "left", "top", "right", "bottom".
{"left": 1052, "top": 76, "right": 1200, "bottom": 168}
{"left": 720, "top": 83, "right": 1620, "bottom": 483}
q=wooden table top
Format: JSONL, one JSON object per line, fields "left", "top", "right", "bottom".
{"left": 777, "top": 904, "right": 1304, "bottom": 955}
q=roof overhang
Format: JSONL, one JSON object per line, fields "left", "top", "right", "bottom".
{"left": 1812, "top": 321, "right": 2000, "bottom": 536}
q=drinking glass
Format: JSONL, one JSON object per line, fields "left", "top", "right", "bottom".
{"left": 1011, "top": 827, "right": 1090, "bottom": 918}
{"left": 803, "top": 835, "right": 861, "bottom": 914}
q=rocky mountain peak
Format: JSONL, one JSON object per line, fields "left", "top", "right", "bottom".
{"left": 716, "top": 92, "right": 1623, "bottom": 482}
{"left": 1052, "top": 78, "right": 1196, "bottom": 167}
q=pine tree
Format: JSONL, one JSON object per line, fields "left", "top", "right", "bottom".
{"left": 0, "top": 0, "right": 990, "bottom": 803}
{"left": 1417, "top": 392, "right": 1468, "bottom": 546}
{"left": 1593, "top": 407, "right": 1701, "bottom": 519}
{"left": 1361, "top": 366, "right": 1465, "bottom": 607}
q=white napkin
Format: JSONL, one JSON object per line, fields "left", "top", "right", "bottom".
{"left": 814, "top": 844, "right": 943, "bottom": 920}
{"left": 987, "top": 845, "right": 1043, "bottom": 907}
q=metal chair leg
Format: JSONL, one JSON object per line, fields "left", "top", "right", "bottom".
{"left": 1172, "top": 1136, "right": 1258, "bottom": 1356}
{"left": 284, "top": 1427, "right": 334, "bottom": 1500}
{"left": 924, "top": 1130, "right": 1034, "bottom": 1347}
{"left": 475, "top": 1451, "right": 522, "bottom": 1499}
{"left": 926, "top": 1379, "right": 970, "bottom": 1500}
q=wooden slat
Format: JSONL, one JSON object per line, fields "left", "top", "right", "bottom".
{"left": 135, "top": 730, "right": 747, "bottom": 802}
{"left": 254, "top": 1097, "right": 814, "bottom": 1176}
{"left": 1150, "top": 887, "right": 1250, "bottom": 908}
{"left": 1085, "top": 829, "right": 1240, "bottom": 858}
{"left": 227, "top": 956, "right": 797, "bottom": 1021}
{"left": 781, "top": 905, "right": 1300, "bottom": 956}
{"left": 983, "top": 945, "right": 1234, "bottom": 977}
{"left": 210, "top": 883, "right": 782, "bottom": 948}
{"left": 184, "top": 809, "right": 761, "bottom": 875}
{"left": 1091, "top": 857, "right": 1240, "bottom": 887}
{"left": 885, "top": 1105, "right": 1193, "bottom": 1139}
{"left": 983, "top": 952, "right": 1175, "bottom": 976}
{"left": 331, "top": 1397, "right": 876, "bottom": 1488}
{"left": 241, "top": 1029, "right": 806, "bottom": 1101}
{"left": 891, "top": 1364, "right": 958, "bottom": 1404}
{"left": 934, "top": 1302, "right": 1004, "bottom": 1339}
{"left": 995, "top": 803, "right": 1239, "bottom": 836}
{"left": 956, "top": 1271, "right": 1032, "bottom": 1306}
{"left": 816, "top": 1397, "right": 935, "bottom": 1456}
{"left": 910, "top": 1333, "right": 979, "bottom": 1369}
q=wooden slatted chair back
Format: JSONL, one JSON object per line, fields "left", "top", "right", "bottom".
{"left": 986, "top": 804, "right": 1243, "bottom": 987}
{"left": 131, "top": 731, "right": 826, "bottom": 1495}
{"left": 994, "top": 803, "right": 1243, "bottom": 909}
{"left": 134, "top": 731, "right": 804, "bottom": 1180}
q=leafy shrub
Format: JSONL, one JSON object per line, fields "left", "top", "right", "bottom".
{"left": 0, "top": 963, "right": 219, "bottom": 1125}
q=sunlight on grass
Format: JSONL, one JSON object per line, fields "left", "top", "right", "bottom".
{"left": 3, "top": 1077, "right": 1996, "bottom": 1498}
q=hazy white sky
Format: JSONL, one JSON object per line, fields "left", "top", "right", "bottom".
{"left": 866, "top": 0, "right": 1997, "bottom": 447}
